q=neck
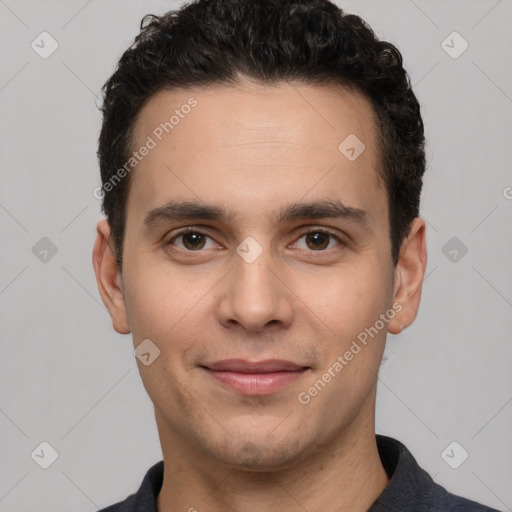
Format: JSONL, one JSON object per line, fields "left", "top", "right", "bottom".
{"left": 155, "top": 411, "right": 389, "bottom": 512}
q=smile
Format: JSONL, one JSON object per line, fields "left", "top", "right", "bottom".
{"left": 201, "top": 359, "right": 310, "bottom": 395}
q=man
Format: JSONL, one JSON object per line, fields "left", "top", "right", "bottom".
{"left": 92, "top": 0, "right": 499, "bottom": 510}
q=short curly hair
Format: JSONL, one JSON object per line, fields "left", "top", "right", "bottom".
{"left": 97, "top": 0, "right": 425, "bottom": 270}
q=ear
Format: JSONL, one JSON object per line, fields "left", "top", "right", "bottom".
{"left": 387, "top": 217, "right": 427, "bottom": 335}
{"left": 92, "top": 219, "right": 130, "bottom": 334}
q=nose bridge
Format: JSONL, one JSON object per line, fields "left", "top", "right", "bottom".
{"left": 217, "top": 237, "right": 294, "bottom": 331}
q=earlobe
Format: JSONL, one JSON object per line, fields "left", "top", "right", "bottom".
{"left": 387, "top": 217, "right": 427, "bottom": 335}
{"left": 92, "top": 219, "right": 131, "bottom": 334}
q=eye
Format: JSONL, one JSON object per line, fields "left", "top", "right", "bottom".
{"left": 168, "top": 229, "right": 218, "bottom": 251}
{"left": 166, "top": 227, "right": 344, "bottom": 253}
{"left": 292, "top": 230, "right": 342, "bottom": 251}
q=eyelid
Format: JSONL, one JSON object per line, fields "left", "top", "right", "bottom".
{"left": 166, "top": 227, "right": 220, "bottom": 249}
{"left": 289, "top": 227, "right": 344, "bottom": 249}
{"left": 294, "top": 226, "right": 343, "bottom": 239}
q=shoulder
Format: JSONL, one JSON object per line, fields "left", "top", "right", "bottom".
{"left": 429, "top": 482, "right": 502, "bottom": 512}
{"left": 374, "top": 435, "right": 501, "bottom": 512}
{"left": 97, "top": 493, "right": 136, "bottom": 512}
{"left": 96, "top": 460, "right": 164, "bottom": 512}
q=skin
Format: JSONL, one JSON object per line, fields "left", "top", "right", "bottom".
{"left": 93, "top": 80, "right": 427, "bottom": 512}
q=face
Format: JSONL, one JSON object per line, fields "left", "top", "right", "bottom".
{"left": 94, "top": 80, "right": 426, "bottom": 470}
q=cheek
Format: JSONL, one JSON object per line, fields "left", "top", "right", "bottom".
{"left": 122, "top": 254, "right": 208, "bottom": 338}
{"left": 298, "top": 261, "right": 391, "bottom": 341}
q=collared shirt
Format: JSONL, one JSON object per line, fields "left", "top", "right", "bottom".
{"left": 98, "top": 435, "right": 500, "bottom": 511}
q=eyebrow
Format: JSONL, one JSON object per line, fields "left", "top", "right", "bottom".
{"left": 143, "top": 199, "right": 369, "bottom": 230}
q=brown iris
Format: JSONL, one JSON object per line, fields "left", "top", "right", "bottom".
{"left": 305, "top": 232, "right": 330, "bottom": 250}
{"left": 181, "top": 232, "right": 206, "bottom": 250}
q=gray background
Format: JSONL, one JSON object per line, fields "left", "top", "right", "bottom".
{"left": 1, "top": 0, "right": 511, "bottom": 510}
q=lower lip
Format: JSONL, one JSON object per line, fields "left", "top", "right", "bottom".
{"left": 203, "top": 368, "right": 308, "bottom": 395}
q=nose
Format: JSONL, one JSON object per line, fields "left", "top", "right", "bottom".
{"left": 216, "top": 244, "right": 294, "bottom": 333}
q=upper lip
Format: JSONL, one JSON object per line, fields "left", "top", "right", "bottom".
{"left": 203, "top": 359, "right": 308, "bottom": 373}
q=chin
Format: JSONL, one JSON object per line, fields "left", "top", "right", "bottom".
{"left": 203, "top": 428, "right": 316, "bottom": 472}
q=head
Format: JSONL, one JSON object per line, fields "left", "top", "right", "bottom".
{"left": 93, "top": 0, "right": 427, "bottom": 470}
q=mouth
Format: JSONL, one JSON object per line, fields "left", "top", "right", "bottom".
{"left": 200, "top": 359, "right": 310, "bottom": 395}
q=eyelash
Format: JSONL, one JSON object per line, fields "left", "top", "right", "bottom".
{"left": 166, "top": 227, "right": 344, "bottom": 252}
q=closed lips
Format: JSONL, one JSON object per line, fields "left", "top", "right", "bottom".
{"left": 203, "top": 359, "right": 309, "bottom": 373}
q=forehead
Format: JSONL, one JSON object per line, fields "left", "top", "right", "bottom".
{"left": 133, "top": 80, "right": 380, "bottom": 155}
{"left": 127, "top": 81, "right": 386, "bottom": 228}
